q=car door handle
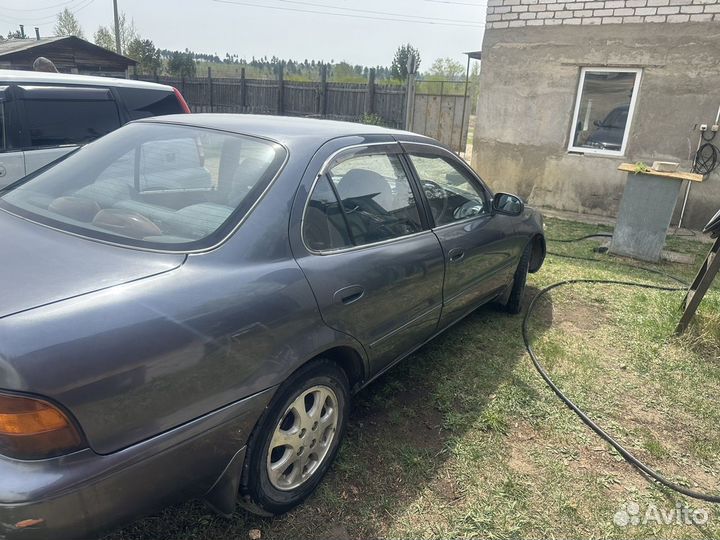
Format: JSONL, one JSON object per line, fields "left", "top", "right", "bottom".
{"left": 333, "top": 285, "right": 365, "bottom": 305}
{"left": 448, "top": 248, "right": 465, "bottom": 263}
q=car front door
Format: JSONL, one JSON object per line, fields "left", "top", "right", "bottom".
{"left": 291, "top": 142, "right": 445, "bottom": 375}
{"left": 0, "top": 87, "right": 25, "bottom": 189}
{"left": 403, "top": 143, "right": 525, "bottom": 328}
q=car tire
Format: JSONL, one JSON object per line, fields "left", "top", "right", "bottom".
{"left": 239, "top": 359, "right": 349, "bottom": 515}
{"left": 504, "top": 242, "right": 531, "bottom": 315}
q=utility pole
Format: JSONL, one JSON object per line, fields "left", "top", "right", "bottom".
{"left": 113, "top": 0, "right": 121, "bottom": 54}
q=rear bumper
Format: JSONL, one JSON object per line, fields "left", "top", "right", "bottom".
{"left": 0, "top": 388, "right": 274, "bottom": 540}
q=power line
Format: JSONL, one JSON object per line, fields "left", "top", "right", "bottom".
{"left": 425, "top": 0, "right": 487, "bottom": 6}
{"left": 248, "top": 0, "right": 485, "bottom": 24}
{"left": 0, "top": 0, "right": 79, "bottom": 12}
{"left": 0, "top": 0, "right": 96, "bottom": 30}
{"left": 212, "top": 0, "right": 485, "bottom": 27}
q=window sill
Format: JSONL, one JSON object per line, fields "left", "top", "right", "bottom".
{"left": 567, "top": 149, "right": 625, "bottom": 158}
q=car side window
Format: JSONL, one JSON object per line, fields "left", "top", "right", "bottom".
{"left": 408, "top": 154, "right": 489, "bottom": 226}
{"left": 330, "top": 152, "right": 422, "bottom": 247}
{"left": 304, "top": 175, "right": 354, "bottom": 251}
{"left": 23, "top": 99, "right": 121, "bottom": 148}
{"left": 303, "top": 152, "right": 424, "bottom": 251}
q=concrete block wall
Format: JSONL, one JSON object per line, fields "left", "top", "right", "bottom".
{"left": 471, "top": 22, "right": 720, "bottom": 230}
{"left": 486, "top": 0, "right": 720, "bottom": 28}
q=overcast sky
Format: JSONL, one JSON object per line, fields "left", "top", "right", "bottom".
{"left": 1, "top": 0, "right": 486, "bottom": 68}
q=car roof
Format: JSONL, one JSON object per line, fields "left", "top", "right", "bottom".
{"left": 0, "top": 69, "right": 174, "bottom": 91}
{"left": 138, "top": 113, "right": 436, "bottom": 148}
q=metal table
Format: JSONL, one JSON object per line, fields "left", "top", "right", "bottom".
{"left": 610, "top": 164, "right": 704, "bottom": 262}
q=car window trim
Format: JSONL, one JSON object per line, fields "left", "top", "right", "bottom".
{"left": 398, "top": 141, "right": 494, "bottom": 230}
{"left": 398, "top": 152, "right": 435, "bottom": 230}
{"left": 0, "top": 87, "right": 24, "bottom": 153}
{"left": 109, "top": 86, "right": 131, "bottom": 125}
{"left": 16, "top": 85, "right": 115, "bottom": 101}
{"left": 301, "top": 142, "right": 430, "bottom": 255}
{"left": 324, "top": 171, "right": 357, "bottom": 246}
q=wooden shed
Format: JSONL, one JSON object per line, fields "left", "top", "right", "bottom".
{"left": 0, "top": 36, "right": 136, "bottom": 77}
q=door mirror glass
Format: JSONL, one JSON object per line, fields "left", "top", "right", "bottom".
{"left": 492, "top": 192, "right": 524, "bottom": 216}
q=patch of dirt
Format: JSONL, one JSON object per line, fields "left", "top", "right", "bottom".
{"left": 432, "top": 473, "right": 464, "bottom": 503}
{"left": 317, "top": 525, "right": 351, "bottom": 540}
{"left": 553, "top": 300, "right": 610, "bottom": 333}
{"left": 506, "top": 421, "right": 540, "bottom": 475}
{"left": 350, "top": 378, "right": 446, "bottom": 454}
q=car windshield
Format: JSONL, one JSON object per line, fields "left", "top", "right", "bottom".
{"left": 0, "top": 122, "right": 286, "bottom": 251}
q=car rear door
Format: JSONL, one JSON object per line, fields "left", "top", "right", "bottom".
{"left": 16, "top": 85, "right": 122, "bottom": 174}
{"left": 291, "top": 141, "right": 445, "bottom": 375}
{"left": 402, "top": 142, "right": 524, "bottom": 328}
{"left": 0, "top": 86, "right": 25, "bottom": 188}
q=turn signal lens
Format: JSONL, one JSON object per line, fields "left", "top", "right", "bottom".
{"left": 0, "top": 393, "right": 85, "bottom": 460}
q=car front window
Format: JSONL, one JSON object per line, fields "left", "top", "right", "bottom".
{"left": 408, "top": 154, "right": 489, "bottom": 226}
{"left": 0, "top": 122, "right": 286, "bottom": 251}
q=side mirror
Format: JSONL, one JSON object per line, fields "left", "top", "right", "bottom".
{"left": 492, "top": 192, "right": 524, "bottom": 216}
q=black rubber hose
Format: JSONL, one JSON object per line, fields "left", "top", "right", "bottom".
{"left": 546, "top": 251, "right": 688, "bottom": 286}
{"left": 546, "top": 233, "right": 614, "bottom": 243}
{"left": 524, "top": 238, "right": 720, "bottom": 503}
{"left": 693, "top": 142, "right": 720, "bottom": 175}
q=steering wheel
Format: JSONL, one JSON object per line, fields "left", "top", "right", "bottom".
{"left": 452, "top": 199, "right": 485, "bottom": 221}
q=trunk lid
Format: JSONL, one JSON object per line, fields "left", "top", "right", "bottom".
{"left": 0, "top": 211, "right": 185, "bottom": 319}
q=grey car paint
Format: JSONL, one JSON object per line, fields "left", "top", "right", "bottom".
{"left": 0, "top": 115, "right": 544, "bottom": 539}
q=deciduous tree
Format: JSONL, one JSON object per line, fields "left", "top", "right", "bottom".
{"left": 93, "top": 12, "right": 137, "bottom": 54}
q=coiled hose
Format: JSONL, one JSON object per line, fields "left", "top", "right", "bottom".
{"left": 525, "top": 234, "right": 720, "bottom": 503}
{"left": 693, "top": 130, "right": 720, "bottom": 176}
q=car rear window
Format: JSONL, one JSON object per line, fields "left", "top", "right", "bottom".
{"left": 0, "top": 122, "right": 286, "bottom": 251}
{"left": 116, "top": 87, "right": 185, "bottom": 120}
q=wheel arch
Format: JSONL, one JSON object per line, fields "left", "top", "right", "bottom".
{"left": 529, "top": 233, "right": 546, "bottom": 274}
{"left": 209, "top": 343, "right": 366, "bottom": 516}
{"left": 316, "top": 345, "right": 366, "bottom": 394}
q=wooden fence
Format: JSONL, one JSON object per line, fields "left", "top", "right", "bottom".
{"left": 139, "top": 68, "right": 407, "bottom": 128}
{"left": 137, "top": 68, "right": 471, "bottom": 151}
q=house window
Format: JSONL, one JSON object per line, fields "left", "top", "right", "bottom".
{"left": 568, "top": 68, "right": 642, "bottom": 156}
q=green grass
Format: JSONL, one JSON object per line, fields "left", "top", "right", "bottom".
{"left": 105, "top": 217, "right": 720, "bottom": 540}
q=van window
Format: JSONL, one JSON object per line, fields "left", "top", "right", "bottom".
{"left": 24, "top": 100, "right": 121, "bottom": 148}
{"left": 116, "top": 87, "right": 184, "bottom": 120}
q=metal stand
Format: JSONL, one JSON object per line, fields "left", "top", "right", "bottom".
{"left": 676, "top": 235, "right": 720, "bottom": 334}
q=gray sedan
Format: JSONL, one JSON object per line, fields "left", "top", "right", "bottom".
{"left": 0, "top": 115, "right": 545, "bottom": 539}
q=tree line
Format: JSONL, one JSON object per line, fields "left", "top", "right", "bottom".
{"left": 4, "top": 9, "right": 478, "bottom": 87}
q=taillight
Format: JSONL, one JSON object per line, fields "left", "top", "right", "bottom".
{"left": 172, "top": 87, "right": 192, "bottom": 114}
{"left": 0, "top": 392, "right": 85, "bottom": 460}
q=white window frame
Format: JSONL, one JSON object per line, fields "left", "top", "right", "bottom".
{"left": 568, "top": 67, "right": 642, "bottom": 157}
